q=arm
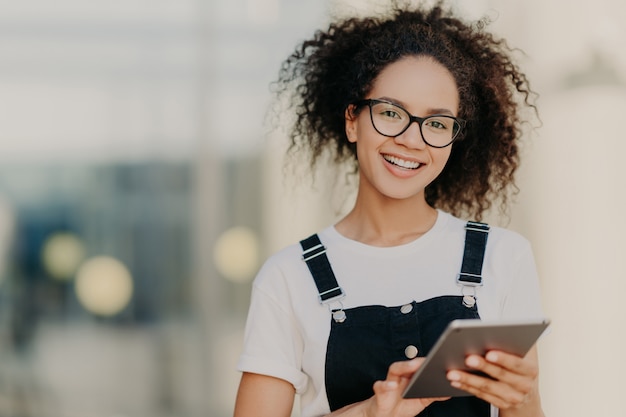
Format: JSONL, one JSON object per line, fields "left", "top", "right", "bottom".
{"left": 446, "top": 345, "right": 544, "bottom": 417}
{"left": 234, "top": 372, "right": 295, "bottom": 417}
{"left": 234, "top": 360, "right": 448, "bottom": 417}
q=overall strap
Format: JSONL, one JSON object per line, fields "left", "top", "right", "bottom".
{"left": 458, "top": 221, "right": 490, "bottom": 285}
{"left": 457, "top": 221, "right": 490, "bottom": 307}
{"left": 300, "top": 234, "right": 345, "bottom": 304}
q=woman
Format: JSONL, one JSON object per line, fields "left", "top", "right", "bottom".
{"left": 234, "top": 2, "right": 545, "bottom": 417}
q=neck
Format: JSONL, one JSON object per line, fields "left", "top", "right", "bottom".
{"left": 335, "top": 191, "right": 438, "bottom": 247}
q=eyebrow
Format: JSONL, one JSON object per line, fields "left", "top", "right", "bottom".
{"left": 377, "top": 96, "right": 456, "bottom": 116}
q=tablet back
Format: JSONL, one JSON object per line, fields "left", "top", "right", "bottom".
{"left": 403, "top": 318, "right": 550, "bottom": 398}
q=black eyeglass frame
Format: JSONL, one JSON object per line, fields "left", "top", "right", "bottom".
{"left": 352, "top": 99, "right": 466, "bottom": 148}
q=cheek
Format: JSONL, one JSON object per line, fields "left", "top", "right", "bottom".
{"left": 431, "top": 148, "right": 453, "bottom": 174}
{"left": 437, "top": 147, "right": 453, "bottom": 164}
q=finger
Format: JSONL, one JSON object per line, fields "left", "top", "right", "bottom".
{"left": 373, "top": 379, "right": 450, "bottom": 412}
{"left": 388, "top": 358, "right": 424, "bottom": 375}
{"left": 448, "top": 376, "right": 515, "bottom": 409}
{"left": 484, "top": 350, "right": 538, "bottom": 378}
{"left": 447, "top": 369, "right": 527, "bottom": 409}
{"left": 386, "top": 358, "right": 424, "bottom": 382}
{"left": 373, "top": 360, "right": 420, "bottom": 401}
{"left": 373, "top": 379, "right": 399, "bottom": 395}
{"left": 466, "top": 354, "right": 536, "bottom": 393}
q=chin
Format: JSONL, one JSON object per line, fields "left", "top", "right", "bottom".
{"left": 379, "top": 189, "right": 426, "bottom": 201}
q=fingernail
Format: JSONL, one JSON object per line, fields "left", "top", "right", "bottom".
{"left": 447, "top": 371, "right": 460, "bottom": 381}
{"left": 386, "top": 381, "right": 398, "bottom": 389}
{"left": 466, "top": 356, "right": 480, "bottom": 367}
{"left": 486, "top": 351, "right": 498, "bottom": 362}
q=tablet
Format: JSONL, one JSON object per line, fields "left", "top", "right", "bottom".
{"left": 402, "top": 318, "right": 550, "bottom": 399}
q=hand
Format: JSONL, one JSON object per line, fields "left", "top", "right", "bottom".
{"left": 362, "top": 358, "right": 449, "bottom": 417}
{"left": 445, "top": 347, "right": 542, "bottom": 414}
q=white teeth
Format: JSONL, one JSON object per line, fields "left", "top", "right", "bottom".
{"left": 383, "top": 155, "right": 421, "bottom": 170}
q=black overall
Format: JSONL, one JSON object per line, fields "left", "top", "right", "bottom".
{"left": 300, "top": 222, "right": 491, "bottom": 417}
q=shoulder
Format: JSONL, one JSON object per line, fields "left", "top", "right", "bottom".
{"left": 438, "top": 210, "right": 533, "bottom": 258}
{"left": 259, "top": 226, "right": 336, "bottom": 270}
{"left": 252, "top": 226, "right": 337, "bottom": 294}
{"left": 486, "top": 225, "right": 533, "bottom": 259}
{"left": 254, "top": 242, "right": 303, "bottom": 289}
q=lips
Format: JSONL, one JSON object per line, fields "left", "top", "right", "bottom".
{"left": 382, "top": 154, "right": 422, "bottom": 170}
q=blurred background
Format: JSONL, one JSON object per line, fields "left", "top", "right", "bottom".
{"left": 0, "top": 0, "right": 624, "bottom": 416}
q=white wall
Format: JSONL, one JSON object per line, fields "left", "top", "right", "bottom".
{"left": 264, "top": 1, "right": 626, "bottom": 416}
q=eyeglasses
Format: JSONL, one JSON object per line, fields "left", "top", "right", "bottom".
{"left": 353, "top": 99, "right": 466, "bottom": 148}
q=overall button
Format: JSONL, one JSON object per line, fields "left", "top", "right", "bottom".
{"left": 332, "top": 310, "right": 347, "bottom": 323}
{"left": 400, "top": 303, "right": 413, "bottom": 314}
{"left": 404, "top": 345, "right": 418, "bottom": 359}
{"left": 463, "top": 295, "right": 476, "bottom": 308}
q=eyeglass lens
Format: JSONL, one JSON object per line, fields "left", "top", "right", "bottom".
{"left": 369, "top": 101, "right": 461, "bottom": 147}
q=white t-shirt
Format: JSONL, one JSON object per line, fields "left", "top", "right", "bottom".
{"left": 237, "top": 210, "right": 544, "bottom": 417}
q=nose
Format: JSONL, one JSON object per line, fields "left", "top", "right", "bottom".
{"left": 393, "top": 120, "right": 427, "bottom": 149}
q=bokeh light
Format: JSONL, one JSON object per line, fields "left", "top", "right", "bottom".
{"left": 74, "top": 256, "right": 133, "bottom": 317}
{"left": 41, "top": 232, "right": 86, "bottom": 281}
{"left": 213, "top": 227, "right": 260, "bottom": 283}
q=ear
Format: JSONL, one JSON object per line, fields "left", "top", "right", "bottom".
{"left": 345, "top": 105, "right": 358, "bottom": 143}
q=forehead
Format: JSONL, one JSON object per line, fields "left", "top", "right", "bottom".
{"left": 369, "top": 56, "right": 459, "bottom": 113}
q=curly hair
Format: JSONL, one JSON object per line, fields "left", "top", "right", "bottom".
{"left": 272, "top": 1, "right": 538, "bottom": 221}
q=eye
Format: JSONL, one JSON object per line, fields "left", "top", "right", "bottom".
{"left": 381, "top": 109, "right": 401, "bottom": 119}
{"left": 425, "top": 117, "right": 452, "bottom": 131}
{"left": 373, "top": 103, "right": 407, "bottom": 121}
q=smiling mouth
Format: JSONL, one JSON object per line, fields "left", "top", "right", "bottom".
{"left": 382, "top": 154, "right": 422, "bottom": 170}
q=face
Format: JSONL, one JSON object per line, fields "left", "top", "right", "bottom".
{"left": 345, "top": 56, "right": 459, "bottom": 202}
